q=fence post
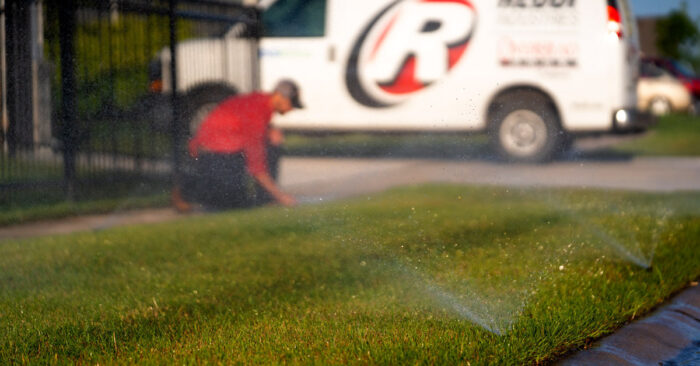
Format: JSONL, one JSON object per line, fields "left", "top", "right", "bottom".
{"left": 58, "top": 0, "right": 77, "bottom": 200}
{"left": 5, "top": 0, "right": 34, "bottom": 155}
{"left": 169, "top": 0, "right": 182, "bottom": 192}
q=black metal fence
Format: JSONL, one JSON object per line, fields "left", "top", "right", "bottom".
{"left": 1, "top": 0, "right": 257, "bottom": 208}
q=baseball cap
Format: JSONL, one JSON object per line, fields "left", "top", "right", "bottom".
{"left": 274, "top": 79, "right": 304, "bottom": 109}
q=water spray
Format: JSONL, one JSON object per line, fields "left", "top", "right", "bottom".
{"left": 539, "top": 192, "right": 667, "bottom": 270}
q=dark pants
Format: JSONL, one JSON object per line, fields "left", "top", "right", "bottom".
{"left": 183, "top": 152, "right": 254, "bottom": 209}
{"left": 183, "top": 146, "right": 281, "bottom": 210}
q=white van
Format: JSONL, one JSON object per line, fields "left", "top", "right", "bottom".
{"left": 164, "top": 0, "right": 653, "bottom": 161}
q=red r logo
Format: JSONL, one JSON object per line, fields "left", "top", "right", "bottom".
{"left": 346, "top": 0, "right": 477, "bottom": 107}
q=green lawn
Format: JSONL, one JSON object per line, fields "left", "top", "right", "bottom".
{"left": 284, "top": 133, "right": 489, "bottom": 159}
{"left": 612, "top": 114, "right": 700, "bottom": 156}
{"left": 2, "top": 185, "right": 699, "bottom": 364}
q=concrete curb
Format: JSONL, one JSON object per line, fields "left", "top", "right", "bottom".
{"left": 560, "top": 283, "right": 700, "bottom": 366}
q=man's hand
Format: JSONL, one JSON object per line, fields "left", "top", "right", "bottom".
{"left": 268, "top": 128, "right": 285, "bottom": 147}
{"left": 188, "top": 140, "right": 199, "bottom": 158}
{"left": 277, "top": 193, "right": 297, "bottom": 207}
{"left": 253, "top": 171, "right": 297, "bottom": 207}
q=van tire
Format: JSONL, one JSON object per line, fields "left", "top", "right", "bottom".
{"left": 183, "top": 84, "right": 238, "bottom": 137}
{"left": 488, "top": 91, "right": 565, "bottom": 162}
{"left": 649, "top": 96, "right": 671, "bottom": 116}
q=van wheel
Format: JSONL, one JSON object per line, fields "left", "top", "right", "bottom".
{"left": 649, "top": 97, "right": 671, "bottom": 116}
{"left": 489, "top": 92, "right": 564, "bottom": 162}
{"left": 183, "top": 84, "right": 237, "bottom": 136}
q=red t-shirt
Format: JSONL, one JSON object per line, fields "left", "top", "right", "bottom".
{"left": 188, "top": 92, "right": 273, "bottom": 176}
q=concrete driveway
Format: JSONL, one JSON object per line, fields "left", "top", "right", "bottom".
{"left": 281, "top": 155, "right": 700, "bottom": 203}
{"left": 280, "top": 135, "right": 700, "bottom": 201}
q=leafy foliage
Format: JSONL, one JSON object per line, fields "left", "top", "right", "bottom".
{"left": 655, "top": 7, "right": 700, "bottom": 69}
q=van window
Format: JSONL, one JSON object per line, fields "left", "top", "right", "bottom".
{"left": 640, "top": 61, "right": 665, "bottom": 78}
{"left": 262, "top": 0, "right": 326, "bottom": 37}
{"left": 671, "top": 60, "right": 697, "bottom": 78}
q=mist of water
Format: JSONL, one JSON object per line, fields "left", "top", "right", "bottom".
{"left": 372, "top": 259, "right": 534, "bottom": 335}
{"left": 539, "top": 192, "right": 672, "bottom": 269}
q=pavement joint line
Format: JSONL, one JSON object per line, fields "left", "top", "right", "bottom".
{"left": 671, "top": 309, "right": 700, "bottom": 323}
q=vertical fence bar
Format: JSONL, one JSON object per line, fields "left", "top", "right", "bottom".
{"left": 169, "top": 0, "right": 181, "bottom": 190}
{"left": 0, "top": 1, "right": 5, "bottom": 191}
{"left": 77, "top": 8, "right": 89, "bottom": 179}
{"left": 93, "top": 7, "right": 105, "bottom": 180}
{"left": 59, "top": 0, "right": 77, "bottom": 200}
{"left": 5, "top": 0, "right": 33, "bottom": 157}
{"left": 110, "top": 10, "right": 118, "bottom": 172}
{"left": 0, "top": 1, "right": 6, "bottom": 166}
{"left": 145, "top": 14, "right": 155, "bottom": 163}
{"left": 134, "top": 14, "right": 145, "bottom": 173}
{"left": 107, "top": 8, "right": 116, "bottom": 174}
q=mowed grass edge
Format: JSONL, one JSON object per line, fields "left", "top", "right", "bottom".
{"left": 612, "top": 114, "right": 700, "bottom": 156}
{"left": 1, "top": 185, "right": 699, "bottom": 364}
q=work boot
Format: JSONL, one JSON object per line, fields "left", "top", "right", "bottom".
{"left": 171, "top": 186, "right": 192, "bottom": 213}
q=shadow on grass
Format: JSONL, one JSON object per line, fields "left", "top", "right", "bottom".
{"left": 283, "top": 133, "right": 497, "bottom": 162}
{"left": 561, "top": 148, "right": 635, "bottom": 163}
{"left": 283, "top": 133, "right": 638, "bottom": 163}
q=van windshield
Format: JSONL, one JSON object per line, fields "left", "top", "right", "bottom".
{"left": 262, "top": 0, "right": 326, "bottom": 37}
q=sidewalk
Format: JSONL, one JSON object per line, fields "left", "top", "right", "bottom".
{"left": 0, "top": 208, "right": 194, "bottom": 241}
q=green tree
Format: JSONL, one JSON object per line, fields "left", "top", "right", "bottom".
{"left": 655, "top": 3, "right": 700, "bottom": 69}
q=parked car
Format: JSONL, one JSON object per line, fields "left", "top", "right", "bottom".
{"left": 644, "top": 57, "right": 700, "bottom": 114}
{"left": 638, "top": 59, "right": 692, "bottom": 116}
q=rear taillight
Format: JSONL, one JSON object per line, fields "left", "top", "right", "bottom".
{"left": 607, "top": 1, "right": 623, "bottom": 40}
